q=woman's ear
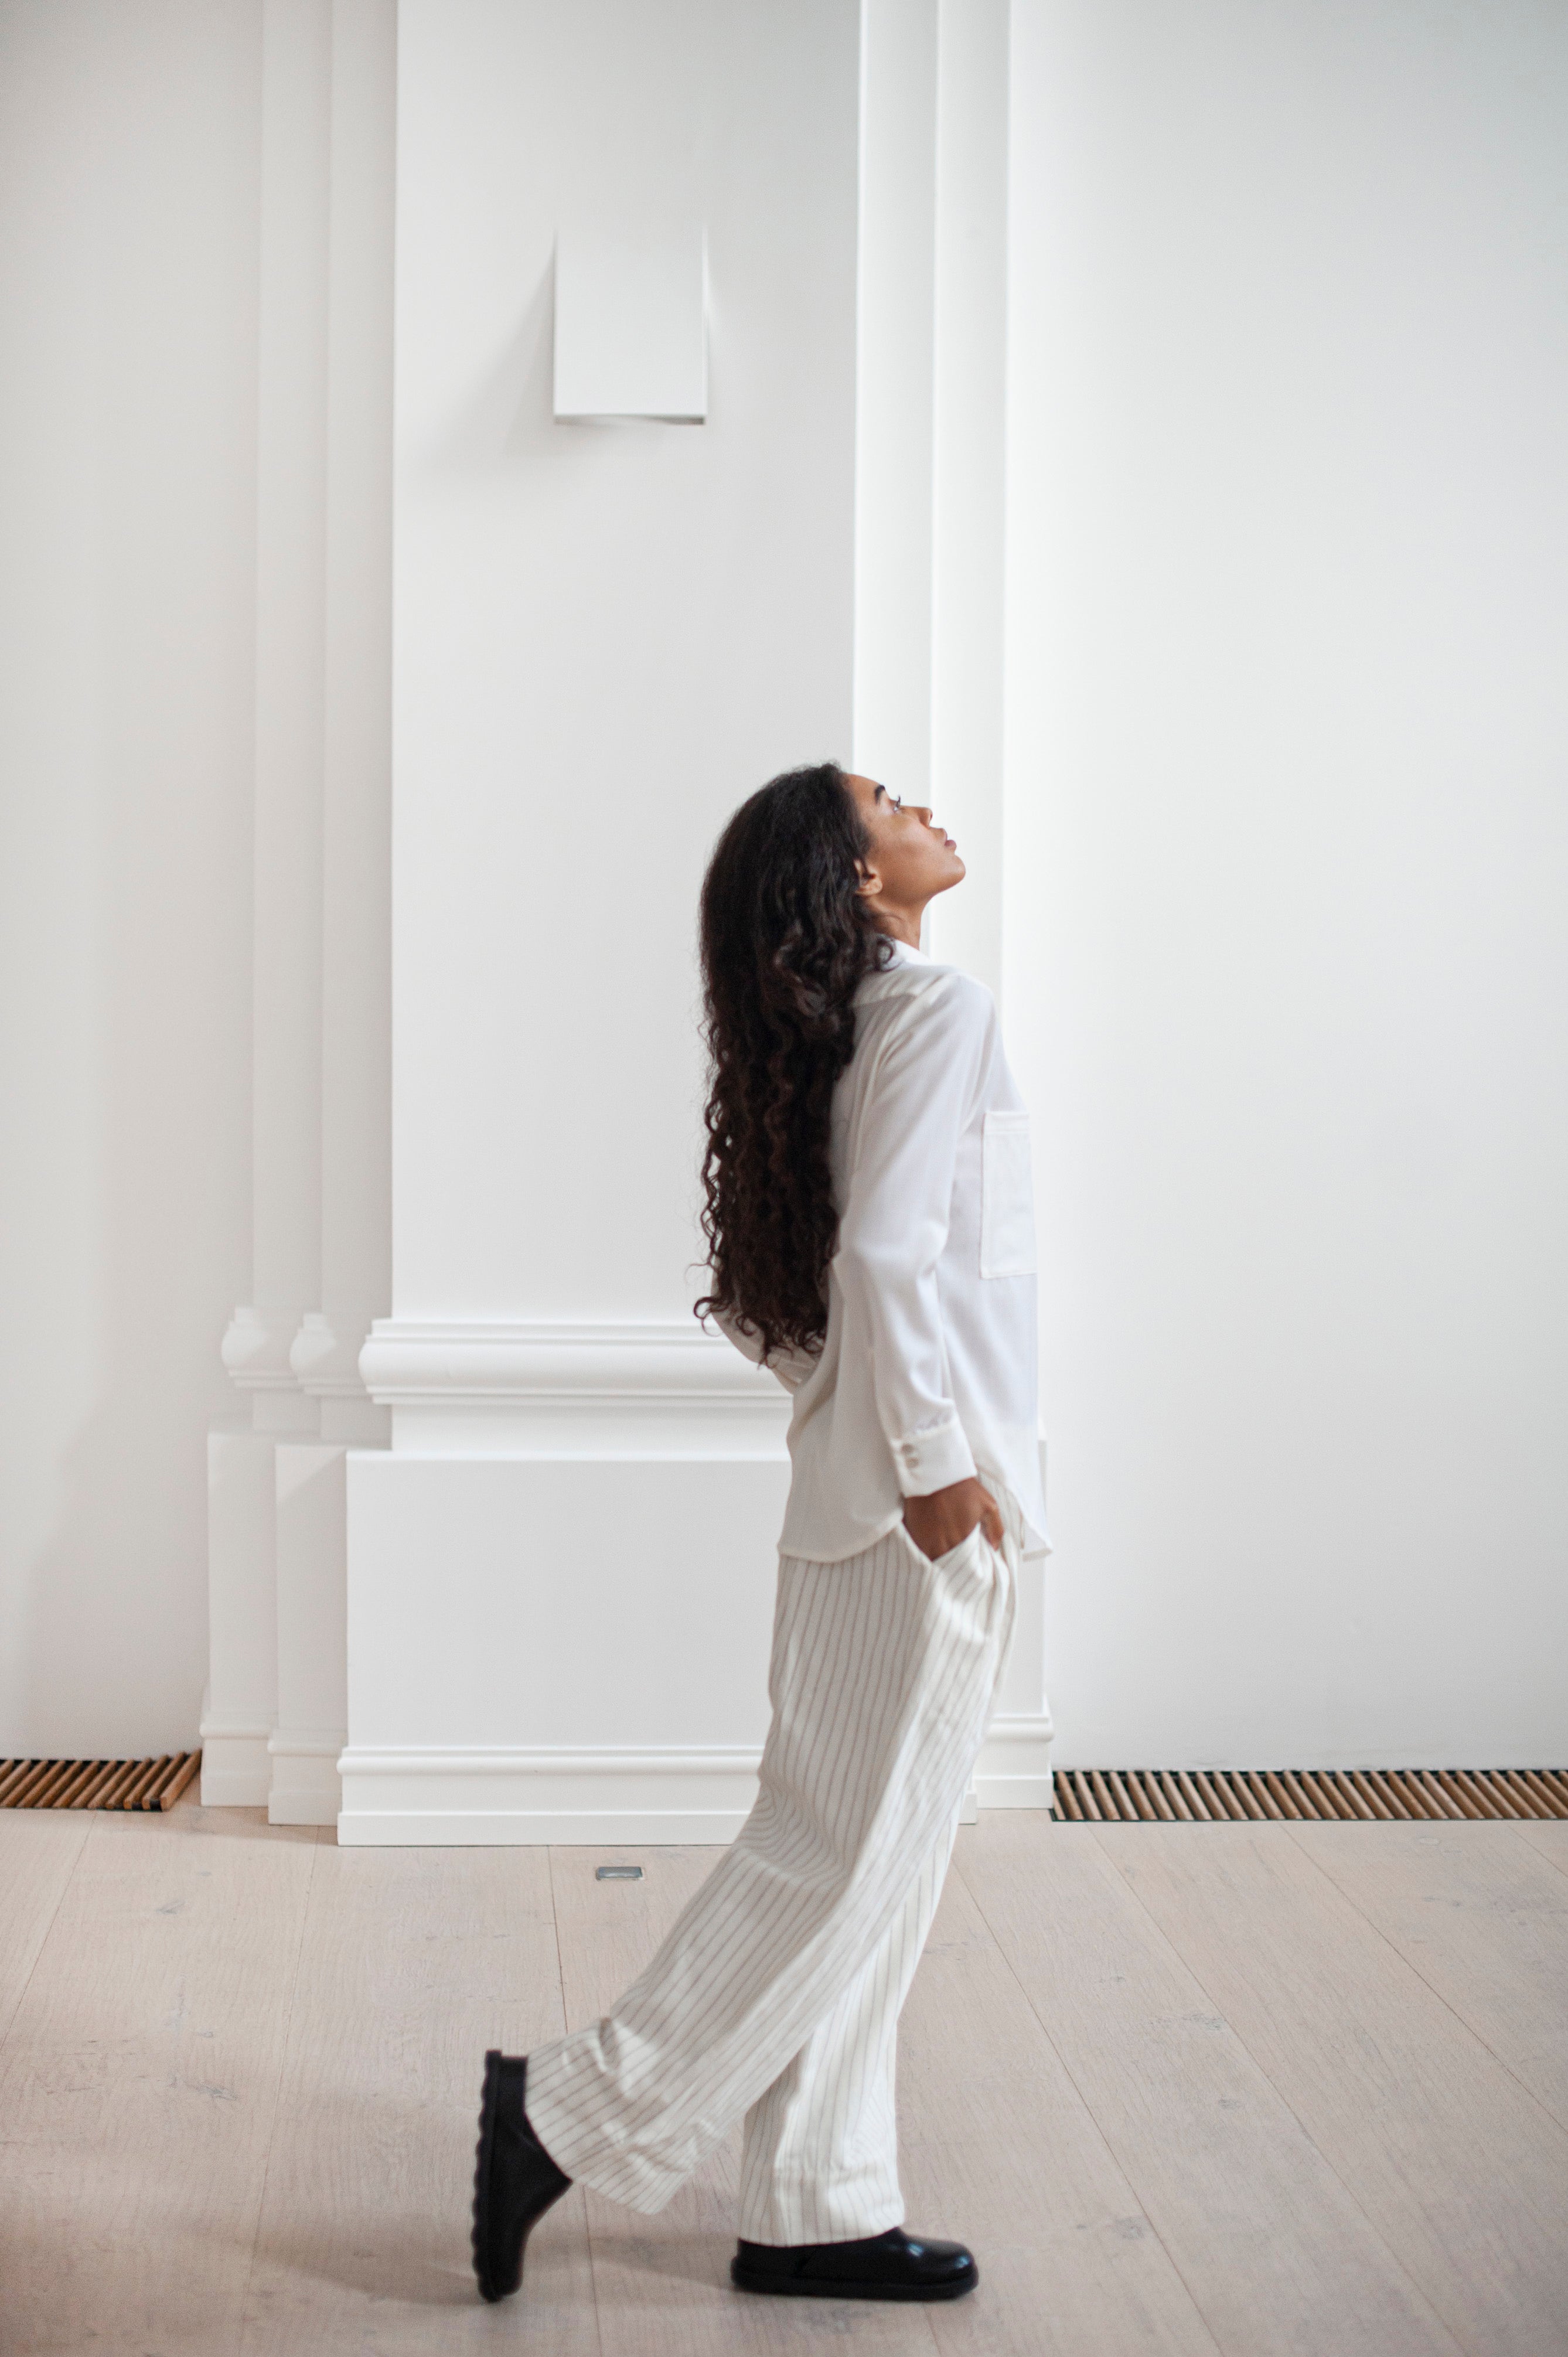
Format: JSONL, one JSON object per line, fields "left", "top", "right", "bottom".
{"left": 855, "top": 859, "right": 882, "bottom": 901}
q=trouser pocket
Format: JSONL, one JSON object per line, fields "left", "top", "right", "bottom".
{"left": 896, "top": 1518, "right": 991, "bottom": 1576}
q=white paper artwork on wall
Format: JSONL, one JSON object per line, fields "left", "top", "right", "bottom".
{"left": 553, "top": 223, "right": 708, "bottom": 421}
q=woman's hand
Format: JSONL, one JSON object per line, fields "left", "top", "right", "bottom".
{"left": 903, "top": 1477, "right": 1002, "bottom": 1561}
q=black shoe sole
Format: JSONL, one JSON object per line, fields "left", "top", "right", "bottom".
{"left": 472, "top": 2049, "right": 513, "bottom": 2304}
{"left": 731, "top": 2260, "right": 979, "bottom": 2302}
{"left": 471, "top": 2051, "right": 571, "bottom": 2304}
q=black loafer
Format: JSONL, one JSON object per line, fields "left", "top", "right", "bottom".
{"left": 471, "top": 2051, "right": 572, "bottom": 2302}
{"left": 731, "top": 2225, "right": 978, "bottom": 2301}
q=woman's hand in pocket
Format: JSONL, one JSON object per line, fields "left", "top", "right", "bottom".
{"left": 903, "top": 1477, "right": 1002, "bottom": 1561}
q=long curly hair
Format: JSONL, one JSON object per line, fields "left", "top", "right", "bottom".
{"left": 695, "top": 762, "right": 892, "bottom": 1361}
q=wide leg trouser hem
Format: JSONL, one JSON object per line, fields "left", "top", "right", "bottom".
{"left": 524, "top": 1520, "right": 1017, "bottom": 2218}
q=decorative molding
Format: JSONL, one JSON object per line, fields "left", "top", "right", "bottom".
{"left": 335, "top": 1721, "right": 1054, "bottom": 1847}
{"left": 222, "top": 1304, "right": 306, "bottom": 1392}
{"left": 221, "top": 1305, "right": 317, "bottom": 1433}
{"left": 292, "top": 1309, "right": 388, "bottom": 1440}
{"left": 358, "top": 1319, "right": 790, "bottom": 1457}
{"left": 290, "top": 1310, "right": 374, "bottom": 1397}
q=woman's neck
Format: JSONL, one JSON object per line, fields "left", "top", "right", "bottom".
{"left": 871, "top": 907, "right": 925, "bottom": 950}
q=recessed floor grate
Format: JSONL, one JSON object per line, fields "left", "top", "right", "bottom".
{"left": 0, "top": 1752, "right": 202, "bottom": 1813}
{"left": 1051, "top": 1766, "right": 1568, "bottom": 1823}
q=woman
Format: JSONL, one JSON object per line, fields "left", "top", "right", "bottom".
{"left": 471, "top": 761, "right": 1047, "bottom": 2305}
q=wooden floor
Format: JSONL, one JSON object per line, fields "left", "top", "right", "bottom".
{"left": 2, "top": 1806, "right": 1566, "bottom": 2355}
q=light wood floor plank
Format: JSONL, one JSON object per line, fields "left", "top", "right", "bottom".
{"left": 1095, "top": 1823, "right": 1568, "bottom": 2356}
{"left": 902, "top": 1845, "right": 1222, "bottom": 2357}
{"left": 0, "top": 1808, "right": 90, "bottom": 2047}
{"left": 238, "top": 1840, "right": 597, "bottom": 2356}
{"left": 956, "top": 1816, "right": 1461, "bottom": 2357}
{"left": 0, "top": 1802, "right": 319, "bottom": 2356}
{"left": 1512, "top": 1820, "right": 1568, "bottom": 1881}
{"left": 1290, "top": 1823, "right": 1568, "bottom": 2135}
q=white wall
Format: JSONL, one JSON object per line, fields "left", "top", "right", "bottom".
{"left": 391, "top": 0, "right": 859, "bottom": 1324}
{"left": 0, "top": 3, "right": 262, "bottom": 1756}
{"left": 1007, "top": 0, "right": 1568, "bottom": 1765}
{"left": 6, "top": 0, "right": 1563, "bottom": 1783}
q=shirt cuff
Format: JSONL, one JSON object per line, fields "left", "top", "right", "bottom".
{"left": 890, "top": 1415, "right": 978, "bottom": 1498}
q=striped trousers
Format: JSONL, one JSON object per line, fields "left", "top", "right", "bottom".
{"left": 524, "top": 1503, "right": 1019, "bottom": 2243}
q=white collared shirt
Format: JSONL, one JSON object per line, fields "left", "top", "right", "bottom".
{"left": 716, "top": 939, "right": 1049, "bottom": 1561}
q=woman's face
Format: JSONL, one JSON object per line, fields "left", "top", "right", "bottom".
{"left": 843, "top": 772, "right": 966, "bottom": 920}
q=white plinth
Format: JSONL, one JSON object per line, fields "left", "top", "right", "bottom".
{"left": 270, "top": 1440, "right": 353, "bottom": 1824}
{"left": 340, "top": 1450, "right": 791, "bottom": 1844}
{"left": 202, "top": 1428, "right": 281, "bottom": 1806}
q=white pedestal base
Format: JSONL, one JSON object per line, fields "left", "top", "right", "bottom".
{"left": 197, "top": 1704, "right": 275, "bottom": 1807}
{"left": 202, "top": 1429, "right": 281, "bottom": 1806}
{"left": 340, "top": 1452, "right": 790, "bottom": 1845}
{"left": 270, "top": 1441, "right": 354, "bottom": 1825}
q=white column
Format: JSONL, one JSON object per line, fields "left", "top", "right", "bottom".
{"left": 927, "top": 0, "right": 1010, "bottom": 1002}
{"left": 339, "top": 0, "right": 857, "bottom": 1845}
{"left": 852, "top": 0, "right": 939, "bottom": 798}
{"left": 308, "top": 0, "right": 394, "bottom": 1440}
{"left": 203, "top": 0, "right": 332, "bottom": 1807}
{"left": 854, "top": 0, "right": 1011, "bottom": 989}
{"left": 248, "top": 0, "right": 331, "bottom": 1374}
{"left": 271, "top": 0, "right": 396, "bottom": 1827}
{"left": 854, "top": 0, "right": 1051, "bottom": 1807}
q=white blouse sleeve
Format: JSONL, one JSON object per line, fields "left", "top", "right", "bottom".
{"left": 833, "top": 972, "right": 990, "bottom": 1496}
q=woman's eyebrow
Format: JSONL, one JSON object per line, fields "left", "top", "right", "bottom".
{"left": 873, "top": 784, "right": 887, "bottom": 803}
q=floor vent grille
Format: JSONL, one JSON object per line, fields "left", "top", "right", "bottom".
{"left": 1051, "top": 1765, "right": 1568, "bottom": 1824}
{"left": 0, "top": 1752, "right": 202, "bottom": 1813}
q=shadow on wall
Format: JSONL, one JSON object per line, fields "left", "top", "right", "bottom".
{"left": 429, "top": 258, "right": 556, "bottom": 471}
{"left": 0, "top": 2, "right": 260, "bottom": 1756}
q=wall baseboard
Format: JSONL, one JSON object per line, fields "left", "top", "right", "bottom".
{"left": 335, "top": 1718, "right": 1055, "bottom": 1846}
{"left": 198, "top": 1722, "right": 272, "bottom": 1807}
{"left": 339, "top": 1806, "right": 757, "bottom": 1845}
{"left": 267, "top": 1729, "right": 346, "bottom": 1827}
{"left": 337, "top": 1742, "right": 759, "bottom": 1845}
{"left": 973, "top": 1712, "right": 1056, "bottom": 1810}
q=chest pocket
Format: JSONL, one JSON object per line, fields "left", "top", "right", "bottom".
{"left": 980, "top": 1109, "right": 1037, "bottom": 1278}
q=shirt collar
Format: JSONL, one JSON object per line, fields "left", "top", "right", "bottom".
{"left": 881, "top": 934, "right": 931, "bottom": 965}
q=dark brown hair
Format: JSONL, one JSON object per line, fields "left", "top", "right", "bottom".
{"left": 695, "top": 762, "right": 891, "bottom": 1360}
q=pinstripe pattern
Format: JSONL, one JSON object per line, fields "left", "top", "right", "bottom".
{"left": 735, "top": 1814, "right": 957, "bottom": 2242}
{"left": 524, "top": 1503, "right": 1019, "bottom": 2230}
